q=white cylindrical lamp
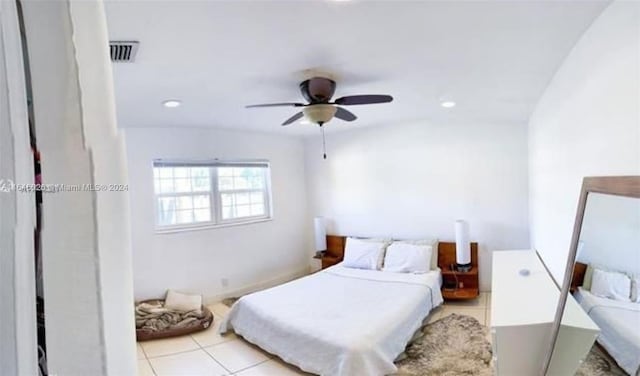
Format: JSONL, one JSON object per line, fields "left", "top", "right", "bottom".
{"left": 455, "top": 220, "right": 471, "bottom": 272}
{"left": 314, "top": 217, "right": 327, "bottom": 257}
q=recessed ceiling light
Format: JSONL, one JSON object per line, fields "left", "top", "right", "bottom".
{"left": 441, "top": 101, "right": 456, "bottom": 108}
{"left": 162, "top": 100, "right": 182, "bottom": 108}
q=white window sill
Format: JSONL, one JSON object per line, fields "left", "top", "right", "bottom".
{"left": 155, "top": 217, "right": 273, "bottom": 234}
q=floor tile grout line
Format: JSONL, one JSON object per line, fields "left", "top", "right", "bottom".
{"left": 145, "top": 347, "right": 204, "bottom": 360}
{"left": 200, "top": 338, "right": 272, "bottom": 375}
{"left": 201, "top": 345, "right": 235, "bottom": 375}
{"left": 137, "top": 308, "right": 234, "bottom": 374}
{"left": 139, "top": 343, "right": 150, "bottom": 360}
{"left": 146, "top": 359, "right": 158, "bottom": 376}
{"left": 194, "top": 311, "right": 272, "bottom": 375}
{"left": 144, "top": 344, "right": 233, "bottom": 376}
{"left": 138, "top": 342, "right": 158, "bottom": 375}
{"left": 232, "top": 358, "right": 273, "bottom": 375}
{"left": 201, "top": 337, "right": 238, "bottom": 349}
{"left": 140, "top": 351, "right": 158, "bottom": 376}
{"left": 191, "top": 313, "right": 236, "bottom": 375}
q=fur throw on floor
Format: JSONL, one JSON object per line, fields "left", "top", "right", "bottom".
{"left": 575, "top": 343, "right": 628, "bottom": 376}
{"left": 395, "top": 313, "right": 492, "bottom": 376}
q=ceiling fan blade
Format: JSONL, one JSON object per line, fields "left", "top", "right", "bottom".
{"left": 335, "top": 107, "right": 357, "bottom": 122}
{"left": 334, "top": 95, "right": 393, "bottom": 106}
{"left": 282, "top": 112, "right": 304, "bottom": 126}
{"left": 246, "top": 102, "right": 304, "bottom": 108}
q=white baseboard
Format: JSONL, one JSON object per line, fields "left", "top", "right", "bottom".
{"left": 204, "top": 266, "right": 311, "bottom": 305}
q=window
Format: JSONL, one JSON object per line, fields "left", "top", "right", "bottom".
{"left": 153, "top": 160, "right": 271, "bottom": 231}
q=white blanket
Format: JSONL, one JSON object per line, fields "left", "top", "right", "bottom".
{"left": 575, "top": 288, "right": 640, "bottom": 375}
{"left": 220, "top": 265, "right": 443, "bottom": 376}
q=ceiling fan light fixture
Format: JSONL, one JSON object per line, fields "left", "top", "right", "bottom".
{"left": 440, "top": 100, "right": 456, "bottom": 108}
{"left": 162, "top": 99, "right": 182, "bottom": 108}
{"left": 303, "top": 104, "right": 337, "bottom": 124}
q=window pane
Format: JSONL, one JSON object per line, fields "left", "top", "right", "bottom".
{"left": 235, "top": 167, "right": 250, "bottom": 177}
{"left": 249, "top": 177, "right": 264, "bottom": 189}
{"left": 191, "top": 167, "right": 209, "bottom": 177}
{"left": 176, "top": 210, "right": 193, "bottom": 224}
{"left": 236, "top": 205, "right": 251, "bottom": 217}
{"left": 194, "top": 209, "right": 211, "bottom": 222}
{"left": 193, "top": 195, "right": 210, "bottom": 209}
{"left": 234, "top": 176, "right": 249, "bottom": 190}
{"left": 218, "top": 167, "right": 233, "bottom": 177}
{"left": 174, "top": 178, "right": 192, "bottom": 193}
{"left": 222, "top": 206, "right": 234, "bottom": 220}
{"left": 250, "top": 204, "right": 265, "bottom": 216}
{"left": 158, "top": 167, "right": 173, "bottom": 178}
{"left": 250, "top": 191, "right": 263, "bottom": 204}
{"left": 159, "top": 179, "right": 174, "bottom": 193}
{"left": 174, "top": 167, "right": 189, "bottom": 178}
{"left": 157, "top": 197, "right": 177, "bottom": 225}
{"left": 219, "top": 177, "right": 233, "bottom": 191}
{"left": 176, "top": 196, "right": 193, "bottom": 210}
{"left": 221, "top": 193, "right": 233, "bottom": 206}
{"left": 192, "top": 176, "right": 210, "bottom": 192}
{"left": 235, "top": 193, "right": 249, "bottom": 205}
{"left": 154, "top": 162, "right": 270, "bottom": 228}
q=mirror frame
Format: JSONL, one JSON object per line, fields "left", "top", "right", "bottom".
{"left": 542, "top": 176, "right": 640, "bottom": 375}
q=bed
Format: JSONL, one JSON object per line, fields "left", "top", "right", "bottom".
{"left": 574, "top": 287, "right": 640, "bottom": 375}
{"left": 219, "top": 263, "right": 443, "bottom": 376}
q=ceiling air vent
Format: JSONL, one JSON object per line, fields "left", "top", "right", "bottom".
{"left": 109, "top": 41, "right": 139, "bottom": 63}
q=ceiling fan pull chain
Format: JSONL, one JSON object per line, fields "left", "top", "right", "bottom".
{"left": 320, "top": 124, "right": 327, "bottom": 160}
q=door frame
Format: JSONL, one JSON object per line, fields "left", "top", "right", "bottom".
{"left": 0, "top": 0, "right": 38, "bottom": 374}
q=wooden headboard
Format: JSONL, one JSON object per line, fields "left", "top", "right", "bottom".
{"left": 325, "top": 235, "right": 346, "bottom": 259}
{"left": 570, "top": 262, "right": 588, "bottom": 293}
{"left": 321, "top": 235, "right": 346, "bottom": 267}
{"left": 323, "top": 235, "right": 478, "bottom": 270}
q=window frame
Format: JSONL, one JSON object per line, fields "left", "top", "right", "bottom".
{"left": 152, "top": 159, "right": 273, "bottom": 233}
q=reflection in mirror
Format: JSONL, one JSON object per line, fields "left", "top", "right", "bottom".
{"left": 551, "top": 193, "right": 640, "bottom": 375}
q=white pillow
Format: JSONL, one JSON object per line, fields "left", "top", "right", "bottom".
{"left": 353, "top": 237, "right": 392, "bottom": 269}
{"left": 590, "top": 268, "right": 631, "bottom": 302}
{"left": 394, "top": 238, "right": 439, "bottom": 270}
{"left": 342, "top": 237, "right": 387, "bottom": 270}
{"left": 382, "top": 242, "right": 432, "bottom": 273}
{"left": 164, "top": 289, "right": 203, "bottom": 312}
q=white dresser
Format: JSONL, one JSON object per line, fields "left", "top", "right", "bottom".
{"left": 491, "top": 250, "right": 599, "bottom": 376}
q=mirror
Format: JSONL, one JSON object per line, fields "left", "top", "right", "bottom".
{"left": 546, "top": 177, "right": 640, "bottom": 376}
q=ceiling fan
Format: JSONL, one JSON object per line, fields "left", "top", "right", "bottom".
{"left": 246, "top": 77, "right": 393, "bottom": 158}
{"left": 246, "top": 77, "right": 393, "bottom": 126}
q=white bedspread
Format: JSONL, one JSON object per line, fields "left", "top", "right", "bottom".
{"left": 575, "top": 288, "right": 640, "bottom": 375}
{"left": 219, "top": 265, "right": 443, "bottom": 376}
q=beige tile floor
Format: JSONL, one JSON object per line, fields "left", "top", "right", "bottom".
{"left": 137, "top": 294, "right": 492, "bottom": 375}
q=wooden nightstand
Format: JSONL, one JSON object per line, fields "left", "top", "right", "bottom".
{"left": 438, "top": 242, "right": 479, "bottom": 300}
{"left": 320, "top": 255, "right": 341, "bottom": 269}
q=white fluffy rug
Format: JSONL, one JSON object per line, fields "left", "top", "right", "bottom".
{"left": 394, "top": 313, "right": 628, "bottom": 376}
{"left": 395, "top": 313, "right": 492, "bottom": 376}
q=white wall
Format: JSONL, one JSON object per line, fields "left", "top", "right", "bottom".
{"left": 304, "top": 121, "right": 530, "bottom": 291}
{"left": 529, "top": 1, "right": 640, "bottom": 283}
{"left": 124, "top": 127, "right": 310, "bottom": 302}
{"left": 578, "top": 193, "right": 640, "bottom": 276}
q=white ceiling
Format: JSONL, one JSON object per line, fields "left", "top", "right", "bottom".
{"left": 105, "top": 0, "right": 608, "bottom": 136}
